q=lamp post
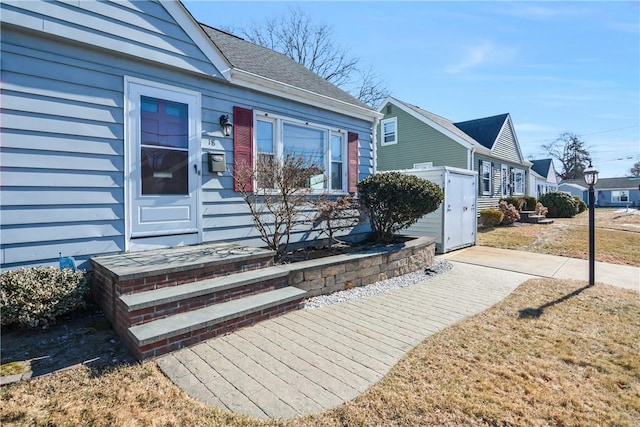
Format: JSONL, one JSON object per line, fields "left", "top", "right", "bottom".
{"left": 583, "top": 162, "right": 599, "bottom": 287}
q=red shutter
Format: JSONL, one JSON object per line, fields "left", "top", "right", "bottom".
{"left": 348, "top": 132, "right": 359, "bottom": 193}
{"left": 233, "top": 106, "right": 254, "bottom": 192}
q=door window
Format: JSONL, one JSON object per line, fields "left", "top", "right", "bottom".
{"left": 140, "top": 96, "right": 189, "bottom": 195}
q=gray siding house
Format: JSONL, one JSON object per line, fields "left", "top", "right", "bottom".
{"left": 0, "top": 0, "right": 381, "bottom": 269}
{"left": 377, "top": 97, "right": 531, "bottom": 211}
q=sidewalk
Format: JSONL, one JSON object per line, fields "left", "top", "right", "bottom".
{"left": 441, "top": 246, "right": 639, "bottom": 291}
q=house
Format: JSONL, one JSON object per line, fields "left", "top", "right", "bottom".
{"left": 376, "top": 97, "right": 531, "bottom": 211}
{"left": 529, "top": 159, "right": 559, "bottom": 198}
{"left": 560, "top": 177, "right": 640, "bottom": 208}
{"left": 0, "top": 0, "right": 381, "bottom": 270}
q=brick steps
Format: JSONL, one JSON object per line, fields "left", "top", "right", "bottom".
{"left": 128, "top": 286, "right": 307, "bottom": 360}
{"left": 91, "top": 243, "right": 307, "bottom": 361}
{"left": 120, "top": 267, "right": 290, "bottom": 326}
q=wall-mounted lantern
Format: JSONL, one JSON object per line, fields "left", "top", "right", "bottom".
{"left": 219, "top": 114, "right": 233, "bottom": 137}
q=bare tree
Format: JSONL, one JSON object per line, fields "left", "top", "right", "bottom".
{"left": 542, "top": 132, "right": 592, "bottom": 181}
{"left": 242, "top": 6, "right": 389, "bottom": 107}
{"left": 629, "top": 161, "right": 640, "bottom": 177}
{"left": 235, "top": 153, "right": 324, "bottom": 258}
{"left": 313, "top": 194, "right": 361, "bottom": 248}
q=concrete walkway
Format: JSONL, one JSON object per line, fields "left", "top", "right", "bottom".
{"left": 156, "top": 248, "right": 638, "bottom": 419}
{"left": 442, "top": 246, "right": 639, "bottom": 291}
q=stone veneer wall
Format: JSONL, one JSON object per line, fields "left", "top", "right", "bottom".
{"left": 282, "top": 237, "right": 436, "bottom": 297}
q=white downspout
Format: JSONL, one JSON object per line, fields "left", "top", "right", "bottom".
{"left": 372, "top": 117, "right": 380, "bottom": 175}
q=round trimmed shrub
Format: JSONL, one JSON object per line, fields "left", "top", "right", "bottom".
{"left": 573, "top": 195, "right": 588, "bottom": 213}
{"left": 357, "top": 172, "right": 444, "bottom": 242}
{"left": 480, "top": 208, "right": 504, "bottom": 228}
{"left": 1, "top": 267, "right": 90, "bottom": 329}
{"left": 538, "top": 192, "right": 579, "bottom": 218}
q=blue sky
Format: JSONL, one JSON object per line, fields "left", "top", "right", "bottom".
{"left": 183, "top": 1, "right": 640, "bottom": 178}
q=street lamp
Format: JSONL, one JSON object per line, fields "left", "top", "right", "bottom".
{"left": 584, "top": 162, "right": 599, "bottom": 287}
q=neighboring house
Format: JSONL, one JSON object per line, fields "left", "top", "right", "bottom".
{"left": 530, "top": 158, "right": 559, "bottom": 199}
{"left": 376, "top": 97, "right": 531, "bottom": 211}
{"left": 560, "top": 177, "right": 640, "bottom": 208}
{"left": 0, "top": 0, "right": 381, "bottom": 269}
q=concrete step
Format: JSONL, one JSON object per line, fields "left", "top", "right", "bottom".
{"left": 128, "top": 286, "right": 308, "bottom": 359}
{"left": 120, "top": 266, "right": 289, "bottom": 326}
{"left": 537, "top": 219, "right": 554, "bottom": 225}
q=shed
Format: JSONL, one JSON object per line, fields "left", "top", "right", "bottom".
{"left": 397, "top": 166, "right": 478, "bottom": 253}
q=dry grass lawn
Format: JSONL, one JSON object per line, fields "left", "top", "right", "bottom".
{"left": 2, "top": 279, "right": 638, "bottom": 426}
{"left": 478, "top": 208, "right": 640, "bottom": 266}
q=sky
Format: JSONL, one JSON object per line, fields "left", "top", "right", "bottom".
{"left": 182, "top": 1, "right": 640, "bottom": 178}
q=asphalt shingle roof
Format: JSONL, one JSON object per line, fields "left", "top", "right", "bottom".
{"left": 453, "top": 113, "right": 509, "bottom": 149}
{"left": 199, "top": 24, "right": 369, "bottom": 109}
{"left": 561, "top": 177, "right": 640, "bottom": 190}
{"left": 531, "top": 159, "right": 554, "bottom": 177}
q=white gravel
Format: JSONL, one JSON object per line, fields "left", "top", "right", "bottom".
{"left": 303, "top": 259, "right": 453, "bottom": 309}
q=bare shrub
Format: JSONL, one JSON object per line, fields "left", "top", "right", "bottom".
{"left": 499, "top": 201, "right": 521, "bottom": 225}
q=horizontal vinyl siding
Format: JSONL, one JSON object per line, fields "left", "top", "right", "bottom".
{"left": 1, "top": 25, "right": 374, "bottom": 269}
{"left": 492, "top": 122, "right": 523, "bottom": 163}
{"left": 377, "top": 104, "right": 468, "bottom": 171}
{"left": 0, "top": 0, "right": 221, "bottom": 77}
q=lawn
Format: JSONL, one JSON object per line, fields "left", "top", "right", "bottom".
{"left": 2, "top": 208, "right": 639, "bottom": 426}
{"left": 478, "top": 208, "right": 640, "bottom": 266}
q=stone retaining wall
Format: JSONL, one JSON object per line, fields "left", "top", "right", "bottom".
{"left": 281, "top": 237, "right": 436, "bottom": 297}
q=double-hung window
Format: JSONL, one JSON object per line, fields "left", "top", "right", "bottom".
{"left": 612, "top": 191, "right": 629, "bottom": 202}
{"left": 380, "top": 117, "right": 397, "bottom": 146}
{"left": 255, "top": 113, "right": 347, "bottom": 191}
{"left": 480, "top": 160, "right": 492, "bottom": 195}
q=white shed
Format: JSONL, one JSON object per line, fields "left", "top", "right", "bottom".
{"left": 397, "top": 166, "right": 478, "bottom": 253}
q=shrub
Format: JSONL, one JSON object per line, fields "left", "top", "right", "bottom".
{"left": 499, "top": 201, "right": 521, "bottom": 225}
{"left": 1, "top": 267, "right": 90, "bottom": 329}
{"left": 573, "top": 195, "right": 588, "bottom": 213}
{"left": 535, "top": 202, "right": 549, "bottom": 217}
{"left": 500, "top": 197, "right": 522, "bottom": 211}
{"left": 539, "top": 192, "right": 578, "bottom": 218}
{"left": 521, "top": 196, "right": 537, "bottom": 211}
{"left": 480, "top": 208, "right": 504, "bottom": 228}
{"left": 357, "top": 172, "right": 444, "bottom": 242}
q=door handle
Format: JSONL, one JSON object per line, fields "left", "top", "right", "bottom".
{"left": 194, "top": 164, "right": 201, "bottom": 175}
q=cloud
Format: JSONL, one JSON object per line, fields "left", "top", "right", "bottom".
{"left": 497, "top": 4, "right": 588, "bottom": 20}
{"left": 445, "top": 41, "right": 517, "bottom": 74}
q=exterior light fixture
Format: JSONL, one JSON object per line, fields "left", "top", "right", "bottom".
{"left": 219, "top": 114, "right": 233, "bottom": 137}
{"left": 583, "top": 161, "right": 599, "bottom": 287}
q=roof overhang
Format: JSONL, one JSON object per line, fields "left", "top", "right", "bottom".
{"left": 232, "top": 69, "right": 382, "bottom": 122}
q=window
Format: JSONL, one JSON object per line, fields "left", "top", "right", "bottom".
{"left": 612, "top": 191, "right": 629, "bottom": 202}
{"left": 254, "top": 113, "right": 347, "bottom": 191}
{"left": 513, "top": 168, "right": 525, "bottom": 195}
{"left": 480, "top": 161, "right": 492, "bottom": 195}
{"left": 380, "top": 117, "right": 397, "bottom": 146}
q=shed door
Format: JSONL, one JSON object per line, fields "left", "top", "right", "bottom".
{"left": 445, "top": 173, "right": 476, "bottom": 251}
{"left": 126, "top": 79, "right": 201, "bottom": 241}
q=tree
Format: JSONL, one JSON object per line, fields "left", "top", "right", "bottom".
{"left": 629, "top": 161, "right": 640, "bottom": 177}
{"left": 542, "top": 132, "right": 592, "bottom": 180}
{"left": 242, "top": 6, "right": 389, "bottom": 108}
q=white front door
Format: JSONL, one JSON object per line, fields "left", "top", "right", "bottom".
{"left": 125, "top": 77, "right": 201, "bottom": 247}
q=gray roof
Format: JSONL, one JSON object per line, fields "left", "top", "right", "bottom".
{"left": 453, "top": 114, "right": 509, "bottom": 149}
{"left": 561, "top": 177, "right": 640, "bottom": 190}
{"left": 199, "top": 24, "right": 369, "bottom": 109}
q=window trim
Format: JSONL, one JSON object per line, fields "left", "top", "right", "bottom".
{"left": 512, "top": 168, "right": 525, "bottom": 196}
{"left": 480, "top": 160, "right": 492, "bottom": 196}
{"left": 380, "top": 117, "right": 398, "bottom": 146}
{"left": 254, "top": 111, "right": 348, "bottom": 193}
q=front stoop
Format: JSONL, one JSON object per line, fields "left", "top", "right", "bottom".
{"left": 91, "top": 243, "right": 307, "bottom": 360}
{"left": 518, "top": 211, "right": 554, "bottom": 225}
